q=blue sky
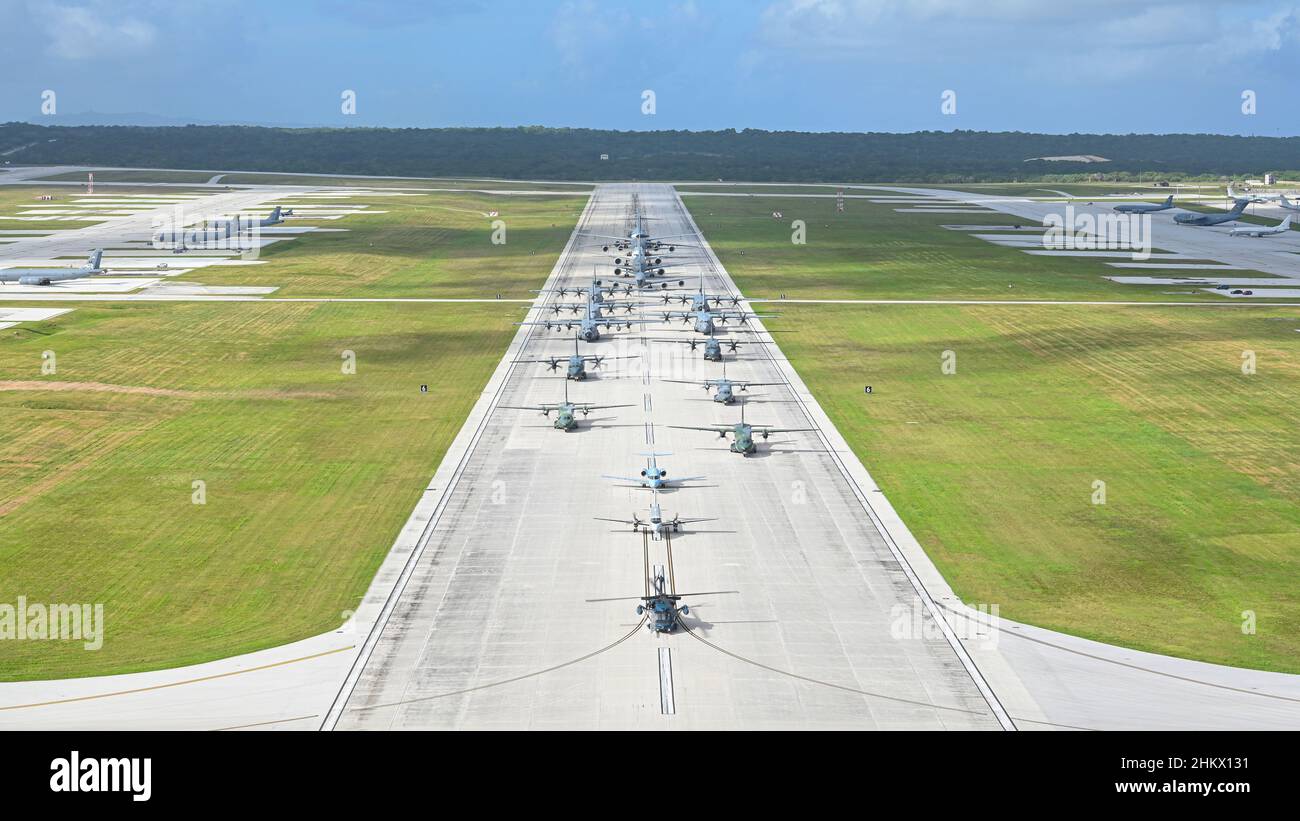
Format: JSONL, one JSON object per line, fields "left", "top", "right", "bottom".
{"left": 2, "top": 0, "right": 1298, "bottom": 135}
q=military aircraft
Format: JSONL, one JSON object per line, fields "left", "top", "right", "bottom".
{"left": 583, "top": 207, "right": 697, "bottom": 255}
{"left": 519, "top": 291, "right": 651, "bottom": 341}
{"left": 0, "top": 250, "right": 105, "bottom": 285}
{"left": 602, "top": 452, "right": 705, "bottom": 490}
{"left": 1279, "top": 195, "right": 1300, "bottom": 213}
{"left": 533, "top": 270, "right": 622, "bottom": 306}
{"left": 152, "top": 220, "right": 236, "bottom": 247}
{"left": 229, "top": 206, "right": 288, "bottom": 231}
{"left": 644, "top": 329, "right": 757, "bottom": 361}
{"left": 497, "top": 380, "right": 632, "bottom": 430}
{"left": 514, "top": 334, "right": 638, "bottom": 380}
{"left": 587, "top": 568, "right": 736, "bottom": 633}
{"left": 1227, "top": 184, "right": 1285, "bottom": 204}
{"left": 660, "top": 307, "right": 773, "bottom": 335}
{"left": 670, "top": 399, "right": 815, "bottom": 456}
{"left": 1113, "top": 194, "right": 1174, "bottom": 214}
{"left": 1175, "top": 200, "right": 1248, "bottom": 226}
{"left": 613, "top": 251, "right": 691, "bottom": 290}
{"left": 594, "top": 492, "right": 715, "bottom": 540}
{"left": 660, "top": 282, "right": 742, "bottom": 311}
{"left": 660, "top": 363, "right": 781, "bottom": 404}
{"left": 1230, "top": 215, "right": 1293, "bottom": 238}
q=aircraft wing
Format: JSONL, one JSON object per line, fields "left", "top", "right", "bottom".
{"left": 660, "top": 379, "right": 706, "bottom": 386}
{"left": 754, "top": 426, "right": 818, "bottom": 434}
{"left": 498, "top": 404, "right": 556, "bottom": 412}
{"left": 668, "top": 425, "right": 732, "bottom": 435}
{"left": 600, "top": 475, "right": 648, "bottom": 485}
{"left": 576, "top": 403, "right": 636, "bottom": 411}
{"left": 667, "top": 476, "right": 707, "bottom": 485}
{"left": 735, "top": 381, "right": 783, "bottom": 388}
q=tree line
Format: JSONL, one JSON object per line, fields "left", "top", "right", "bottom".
{"left": 3, "top": 122, "right": 1296, "bottom": 183}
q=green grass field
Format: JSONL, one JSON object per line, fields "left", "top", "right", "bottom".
{"left": 0, "top": 301, "right": 530, "bottom": 680}
{"left": 194, "top": 190, "right": 587, "bottom": 299}
{"left": 0, "top": 187, "right": 584, "bottom": 680}
{"left": 686, "top": 189, "right": 1300, "bottom": 672}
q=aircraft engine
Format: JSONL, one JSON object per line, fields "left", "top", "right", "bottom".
{"left": 18, "top": 276, "right": 51, "bottom": 286}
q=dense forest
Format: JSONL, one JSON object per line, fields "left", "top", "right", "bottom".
{"left": 2, "top": 122, "right": 1296, "bottom": 182}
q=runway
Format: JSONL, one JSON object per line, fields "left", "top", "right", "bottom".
{"left": 327, "top": 183, "right": 1012, "bottom": 730}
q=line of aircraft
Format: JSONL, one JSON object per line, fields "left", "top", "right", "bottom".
{"left": 504, "top": 196, "right": 820, "bottom": 632}
{"left": 1112, "top": 187, "right": 1298, "bottom": 235}
{"left": 0, "top": 206, "right": 294, "bottom": 288}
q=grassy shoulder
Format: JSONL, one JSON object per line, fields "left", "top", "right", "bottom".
{"left": 0, "top": 300, "right": 527, "bottom": 680}
{"left": 768, "top": 303, "right": 1300, "bottom": 672}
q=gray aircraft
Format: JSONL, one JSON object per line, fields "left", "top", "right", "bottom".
{"left": 1113, "top": 194, "right": 1174, "bottom": 214}
{"left": 660, "top": 282, "right": 742, "bottom": 311}
{"left": 645, "top": 329, "right": 757, "bottom": 361}
{"left": 1175, "top": 200, "right": 1249, "bottom": 226}
{"left": 602, "top": 452, "right": 705, "bottom": 490}
{"left": 153, "top": 207, "right": 287, "bottom": 248}
{"left": 670, "top": 399, "right": 815, "bottom": 456}
{"left": 514, "top": 334, "right": 638, "bottom": 380}
{"left": 153, "top": 220, "right": 236, "bottom": 247}
{"left": 1230, "top": 215, "right": 1292, "bottom": 238}
{"left": 229, "top": 206, "right": 288, "bottom": 231}
{"left": 520, "top": 291, "right": 649, "bottom": 341}
{"left": 661, "top": 363, "right": 781, "bottom": 404}
{"left": 584, "top": 208, "right": 697, "bottom": 256}
{"left": 594, "top": 491, "right": 715, "bottom": 541}
{"left": 0, "top": 250, "right": 105, "bottom": 285}
{"left": 498, "top": 380, "right": 632, "bottom": 430}
{"left": 534, "top": 271, "right": 621, "bottom": 306}
{"left": 660, "top": 307, "right": 773, "bottom": 335}
{"left": 614, "top": 251, "right": 691, "bottom": 290}
{"left": 587, "top": 567, "right": 735, "bottom": 633}
{"left": 1226, "top": 183, "right": 1284, "bottom": 204}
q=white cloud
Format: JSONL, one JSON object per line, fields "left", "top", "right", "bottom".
{"left": 757, "top": 0, "right": 1300, "bottom": 79}
{"left": 40, "top": 3, "right": 157, "bottom": 59}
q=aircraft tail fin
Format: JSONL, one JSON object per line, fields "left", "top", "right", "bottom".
{"left": 268, "top": 206, "right": 281, "bottom": 222}
{"left": 1230, "top": 199, "right": 1249, "bottom": 214}
{"left": 1164, "top": 194, "right": 1173, "bottom": 206}
{"left": 88, "top": 249, "right": 103, "bottom": 270}
{"left": 637, "top": 451, "right": 673, "bottom": 458}
{"left": 1282, "top": 215, "right": 1293, "bottom": 230}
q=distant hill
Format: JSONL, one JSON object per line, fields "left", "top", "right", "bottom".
{"left": 1, "top": 122, "right": 1295, "bottom": 183}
